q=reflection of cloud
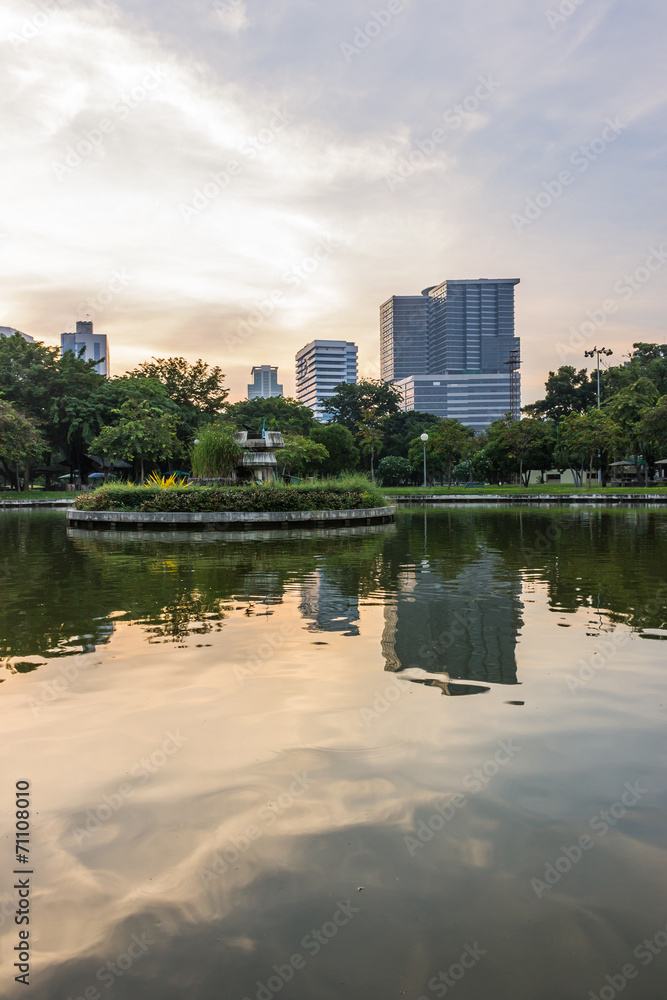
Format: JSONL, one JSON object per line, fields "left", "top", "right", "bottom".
{"left": 211, "top": 0, "right": 249, "bottom": 35}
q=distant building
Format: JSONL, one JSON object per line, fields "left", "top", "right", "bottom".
{"left": 61, "top": 321, "right": 110, "bottom": 376}
{"left": 295, "top": 340, "right": 358, "bottom": 422}
{"left": 0, "top": 326, "right": 35, "bottom": 344}
{"left": 380, "top": 278, "right": 521, "bottom": 431}
{"left": 247, "top": 365, "right": 283, "bottom": 400}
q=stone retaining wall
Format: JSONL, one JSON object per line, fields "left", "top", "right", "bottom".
{"left": 67, "top": 506, "right": 395, "bottom": 531}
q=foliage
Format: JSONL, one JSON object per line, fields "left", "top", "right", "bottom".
{"left": 377, "top": 455, "right": 413, "bottom": 486}
{"left": 556, "top": 410, "right": 619, "bottom": 485}
{"left": 0, "top": 401, "right": 45, "bottom": 475}
{"left": 143, "top": 471, "right": 192, "bottom": 489}
{"left": 310, "top": 423, "right": 359, "bottom": 475}
{"left": 74, "top": 479, "right": 387, "bottom": 512}
{"left": 128, "top": 357, "right": 229, "bottom": 414}
{"left": 355, "top": 406, "right": 389, "bottom": 481}
{"left": 602, "top": 343, "right": 667, "bottom": 400}
{"left": 323, "top": 379, "right": 402, "bottom": 430}
{"left": 280, "top": 435, "right": 329, "bottom": 476}
{"left": 524, "top": 366, "right": 596, "bottom": 420}
{"left": 89, "top": 399, "right": 179, "bottom": 481}
{"left": 382, "top": 411, "right": 442, "bottom": 459}
{"left": 641, "top": 397, "right": 667, "bottom": 458}
{"left": 190, "top": 424, "right": 243, "bottom": 478}
{"left": 409, "top": 419, "right": 474, "bottom": 486}
{"left": 222, "top": 396, "right": 316, "bottom": 436}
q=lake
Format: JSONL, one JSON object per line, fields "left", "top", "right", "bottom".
{"left": 1, "top": 506, "right": 666, "bottom": 1000}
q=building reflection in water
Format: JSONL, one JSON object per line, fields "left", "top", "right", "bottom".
{"left": 382, "top": 547, "right": 523, "bottom": 696}
{"left": 299, "top": 570, "right": 361, "bottom": 636}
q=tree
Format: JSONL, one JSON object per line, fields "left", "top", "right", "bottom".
{"left": 190, "top": 424, "right": 243, "bottom": 478}
{"left": 89, "top": 400, "right": 179, "bottom": 482}
{"left": 490, "top": 417, "right": 555, "bottom": 486}
{"left": 524, "top": 366, "right": 596, "bottom": 421}
{"left": 377, "top": 455, "right": 413, "bottom": 486}
{"left": 310, "top": 423, "right": 359, "bottom": 475}
{"left": 324, "top": 380, "right": 402, "bottom": 430}
{"left": 280, "top": 435, "right": 329, "bottom": 477}
{"left": 557, "top": 411, "right": 619, "bottom": 486}
{"left": 355, "top": 407, "right": 388, "bottom": 482}
{"left": 602, "top": 343, "right": 667, "bottom": 400}
{"left": 129, "top": 357, "right": 229, "bottom": 414}
{"left": 382, "top": 411, "right": 442, "bottom": 459}
{"left": 605, "top": 377, "right": 660, "bottom": 481}
{"left": 641, "top": 397, "right": 667, "bottom": 460}
{"left": 0, "top": 401, "right": 45, "bottom": 490}
{"left": 222, "top": 397, "right": 316, "bottom": 436}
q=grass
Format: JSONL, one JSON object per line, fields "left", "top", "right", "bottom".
{"left": 0, "top": 491, "right": 74, "bottom": 501}
{"left": 381, "top": 484, "right": 667, "bottom": 496}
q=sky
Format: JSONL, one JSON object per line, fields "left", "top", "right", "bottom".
{"left": 1, "top": 0, "right": 666, "bottom": 405}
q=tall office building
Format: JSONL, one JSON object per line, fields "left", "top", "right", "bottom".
{"left": 380, "top": 278, "right": 520, "bottom": 430}
{"left": 61, "top": 321, "right": 110, "bottom": 376}
{"left": 295, "top": 340, "right": 358, "bottom": 421}
{"left": 247, "top": 365, "right": 283, "bottom": 400}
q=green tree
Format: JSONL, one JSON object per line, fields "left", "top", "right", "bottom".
{"left": 602, "top": 343, "right": 667, "bottom": 400}
{"left": 324, "top": 380, "right": 402, "bottom": 430}
{"left": 416, "top": 419, "right": 474, "bottom": 486}
{"left": 190, "top": 424, "right": 243, "bottom": 478}
{"left": 0, "top": 401, "right": 45, "bottom": 490}
{"left": 89, "top": 400, "right": 179, "bottom": 482}
{"left": 222, "top": 397, "right": 316, "bottom": 436}
{"left": 377, "top": 455, "right": 413, "bottom": 486}
{"left": 280, "top": 435, "right": 329, "bottom": 477}
{"left": 382, "top": 411, "right": 442, "bottom": 459}
{"left": 641, "top": 396, "right": 667, "bottom": 461}
{"left": 129, "top": 357, "right": 229, "bottom": 414}
{"left": 557, "top": 410, "right": 619, "bottom": 486}
{"left": 524, "top": 366, "right": 596, "bottom": 421}
{"left": 355, "top": 407, "right": 388, "bottom": 482}
{"left": 490, "top": 417, "right": 555, "bottom": 486}
{"left": 605, "top": 377, "right": 660, "bottom": 480}
{"left": 310, "top": 424, "right": 359, "bottom": 475}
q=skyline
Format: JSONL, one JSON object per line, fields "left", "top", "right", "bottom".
{"left": 2, "top": 0, "right": 666, "bottom": 406}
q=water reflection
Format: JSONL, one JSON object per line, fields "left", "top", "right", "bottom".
{"left": 1, "top": 507, "right": 667, "bottom": 999}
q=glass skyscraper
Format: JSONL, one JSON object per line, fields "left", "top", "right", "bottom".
{"left": 295, "top": 340, "right": 358, "bottom": 421}
{"left": 380, "top": 278, "right": 520, "bottom": 430}
{"left": 247, "top": 365, "right": 284, "bottom": 400}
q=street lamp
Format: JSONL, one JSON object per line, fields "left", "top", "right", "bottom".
{"left": 420, "top": 433, "right": 429, "bottom": 489}
{"left": 584, "top": 347, "right": 613, "bottom": 408}
{"left": 584, "top": 347, "right": 613, "bottom": 484}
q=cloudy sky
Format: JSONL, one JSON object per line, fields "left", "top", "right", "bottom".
{"left": 1, "top": 0, "right": 665, "bottom": 403}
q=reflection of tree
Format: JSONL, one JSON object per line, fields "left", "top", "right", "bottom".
{"left": 0, "top": 513, "right": 394, "bottom": 666}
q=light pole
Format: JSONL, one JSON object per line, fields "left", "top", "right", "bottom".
{"left": 584, "top": 347, "right": 613, "bottom": 483}
{"left": 420, "top": 433, "right": 429, "bottom": 489}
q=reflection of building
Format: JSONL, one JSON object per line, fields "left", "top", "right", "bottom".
{"left": 380, "top": 278, "right": 520, "bottom": 430}
{"left": 382, "top": 550, "right": 522, "bottom": 691}
{"left": 248, "top": 365, "right": 283, "bottom": 400}
{"left": 300, "top": 571, "right": 360, "bottom": 636}
{"left": 295, "top": 340, "right": 358, "bottom": 421}
{"left": 61, "top": 321, "right": 110, "bottom": 376}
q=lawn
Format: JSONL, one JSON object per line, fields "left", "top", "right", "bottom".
{"left": 380, "top": 484, "right": 667, "bottom": 496}
{"left": 0, "top": 491, "right": 74, "bottom": 501}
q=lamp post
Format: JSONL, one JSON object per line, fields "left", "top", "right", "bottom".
{"left": 584, "top": 347, "right": 613, "bottom": 483}
{"left": 420, "top": 433, "right": 429, "bottom": 489}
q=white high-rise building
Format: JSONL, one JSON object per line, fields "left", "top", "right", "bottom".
{"left": 61, "top": 321, "right": 110, "bottom": 376}
{"left": 0, "top": 327, "right": 35, "bottom": 344}
{"left": 247, "top": 365, "right": 284, "bottom": 400}
{"left": 295, "top": 340, "right": 358, "bottom": 421}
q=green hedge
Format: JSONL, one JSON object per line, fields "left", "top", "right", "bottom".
{"left": 74, "top": 482, "right": 387, "bottom": 513}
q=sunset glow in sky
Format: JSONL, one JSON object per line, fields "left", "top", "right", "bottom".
{"left": 2, "top": 0, "right": 666, "bottom": 403}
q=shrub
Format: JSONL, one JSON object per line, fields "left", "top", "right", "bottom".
{"left": 190, "top": 425, "right": 242, "bottom": 478}
{"left": 73, "top": 477, "right": 387, "bottom": 513}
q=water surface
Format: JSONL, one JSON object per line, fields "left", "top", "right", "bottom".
{"left": 1, "top": 507, "right": 666, "bottom": 1000}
